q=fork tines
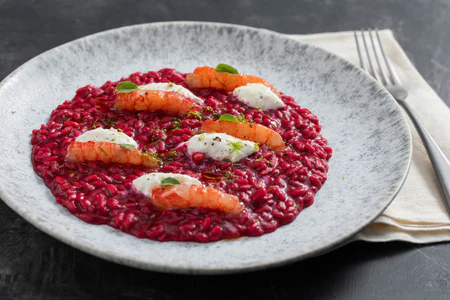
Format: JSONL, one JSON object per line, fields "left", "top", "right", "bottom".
{"left": 354, "top": 29, "right": 401, "bottom": 85}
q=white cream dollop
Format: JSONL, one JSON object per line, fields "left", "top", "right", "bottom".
{"left": 139, "top": 82, "right": 203, "bottom": 103}
{"left": 233, "top": 83, "right": 284, "bottom": 111}
{"left": 132, "top": 173, "right": 202, "bottom": 197}
{"left": 75, "top": 128, "right": 138, "bottom": 147}
{"left": 186, "top": 133, "right": 258, "bottom": 163}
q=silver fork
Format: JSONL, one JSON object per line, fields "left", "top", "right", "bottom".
{"left": 354, "top": 29, "right": 450, "bottom": 211}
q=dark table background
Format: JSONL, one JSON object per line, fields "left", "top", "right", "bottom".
{"left": 1, "top": 1, "right": 450, "bottom": 299}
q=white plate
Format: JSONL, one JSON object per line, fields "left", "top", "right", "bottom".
{"left": 0, "top": 22, "right": 411, "bottom": 274}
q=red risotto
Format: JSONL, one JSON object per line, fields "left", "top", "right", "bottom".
{"left": 31, "top": 68, "right": 332, "bottom": 242}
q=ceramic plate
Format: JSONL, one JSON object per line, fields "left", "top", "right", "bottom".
{"left": 0, "top": 22, "right": 411, "bottom": 274}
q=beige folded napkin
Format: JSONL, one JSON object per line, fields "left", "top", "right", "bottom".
{"left": 289, "top": 30, "right": 450, "bottom": 243}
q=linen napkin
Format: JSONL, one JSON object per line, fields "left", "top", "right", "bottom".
{"left": 289, "top": 30, "right": 450, "bottom": 243}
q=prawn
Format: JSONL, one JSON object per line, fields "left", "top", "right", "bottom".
{"left": 66, "top": 141, "right": 160, "bottom": 167}
{"left": 151, "top": 184, "right": 243, "bottom": 215}
{"left": 115, "top": 90, "right": 201, "bottom": 115}
{"left": 186, "top": 66, "right": 277, "bottom": 93}
{"left": 201, "top": 120, "right": 285, "bottom": 150}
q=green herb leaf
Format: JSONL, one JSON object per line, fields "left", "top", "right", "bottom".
{"left": 160, "top": 177, "right": 181, "bottom": 186}
{"left": 254, "top": 156, "right": 264, "bottom": 162}
{"left": 215, "top": 63, "right": 238, "bottom": 75}
{"left": 199, "top": 133, "right": 206, "bottom": 141}
{"left": 169, "top": 151, "right": 179, "bottom": 157}
{"left": 119, "top": 144, "right": 136, "bottom": 149}
{"left": 253, "top": 143, "right": 259, "bottom": 151}
{"left": 69, "top": 173, "right": 75, "bottom": 177}
{"left": 227, "top": 141, "right": 244, "bottom": 153}
{"left": 219, "top": 114, "right": 238, "bottom": 123}
{"left": 116, "top": 81, "right": 138, "bottom": 93}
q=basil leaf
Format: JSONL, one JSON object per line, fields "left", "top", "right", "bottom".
{"left": 119, "top": 144, "right": 136, "bottom": 149}
{"left": 160, "top": 177, "right": 181, "bottom": 186}
{"left": 219, "top": 114, "right": 238, "bottom": 122}
{"left": 116, "top": 81, "right": 138, "bottom": 93}
{"left": 215, "top": 63, "right": 238, "bottom": 75}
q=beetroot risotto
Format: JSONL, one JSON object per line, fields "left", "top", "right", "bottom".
{"left": 31, "top": 65, "right": 332, "bottom": 243}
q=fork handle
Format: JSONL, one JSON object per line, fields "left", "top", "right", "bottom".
{"left": 397, "top": 99, "right": 450, "bottom": 210}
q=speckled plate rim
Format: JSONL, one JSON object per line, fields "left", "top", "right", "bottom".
{"left": 0, "top": 21, "right": 412, "bottom": 274}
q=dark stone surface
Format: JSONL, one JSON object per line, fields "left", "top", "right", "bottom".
{"left": 1, "top": 0, "right": 449, "bottom": 299}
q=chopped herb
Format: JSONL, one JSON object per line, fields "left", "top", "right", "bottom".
{"left": 116, "top": 81, "right": 138, "bottom": 93}
{"left": 199, "top": 133, "right": 205, "bottom": 141}
{"left": 172, "top": 118, "right": 181, "bottom": 130}
{"left": 160, "top": 177, "right": 181, "bottom": 186}
{"left": 176, "top": 88, "right": 182, "bottom": 93}
{"left": 219, "top": 114, "right": 238, "bottom": 123}
{"left": 111, "top": 138, "right": 116, "bottom": 142}
{"left": 10, "top": 110, "right": 16, "bottom": 115}
{"left": 66, "top": 227, "right": 70, "bottom": 230}
{"left": 224, "top": 171, "right": 234, "bottom": 183}
{"left": 236, "top": 114, "right": 248, "bottom": 123}
{"left": 254, "top": 143, "right": 259, "bottom": 151}
{"left": 227, "top": 141, "right": 244, "bottom": 153}
{"left": 104, "top": 119, "right": 117, "bottom": 126}
{"left": 342, "top": 176, "right": 345, "bottom": 180}
{"left": 99, "top": 147, "right": 108, "bottom": 157}
{"left": 145, "top": 151, "right": 160, "bottom": 160}
{"left": 253, "top": 219, "right": 259, "bottom": 223}
{"left": 215, "top": 63, "right": 238, "bottom": 75}
{"left": 255, "top": 156, "right": 264, "bottom": 162}
{"left": 93, "top": 119, "right": 99, "bottom": 128}
{"left": 86, "top": 66, "right": 90, "bottom": 69}
{"left": 204, "top": 107, "right": 214, "bottom": 112}
{"left": 69, "top": 173, "right": 75, "bottom": 177}
{"left": 119, "top": 144, "right": 136, "bottom": 149}
{"left": 187, "top": 110, "right": 202, "bottom": 120}
{"left": 169, "top": 151, "right": 179, "bottom": 157}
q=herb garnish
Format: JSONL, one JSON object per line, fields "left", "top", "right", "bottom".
{"left": 215, "top": 63, "right": 238, "bottom": 75}
{"left": 187, "top": 111, "right": 202, "bottom": 120}
{"left": 172, "top": 118, "right": 181, "bottom": 130}
{"left": 116, "top": 81, "right": 138, "bottom": 93}
{"left": 160, "top": 177, "right": 181, "bottom": 186}
{"left": 169, "top": 151, "right": 179, "bottom": 157}
{"left": 236, "top": 114, "right": 248, "bottom": 123}
{"left": 104, "top": 119, "right": 117, "bottom": 126}
{"left": 119, "top": 144, "right": 136, "bottom": 149}
{"left": 227, "top": 141, "right": 244, "bottom": 153}
{"left": 219, "top": 114, "right": 238, "bottom": 123}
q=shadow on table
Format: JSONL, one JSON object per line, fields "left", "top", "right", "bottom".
{"left": 68, "top": 241, "right": 416, "bottom": 300}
